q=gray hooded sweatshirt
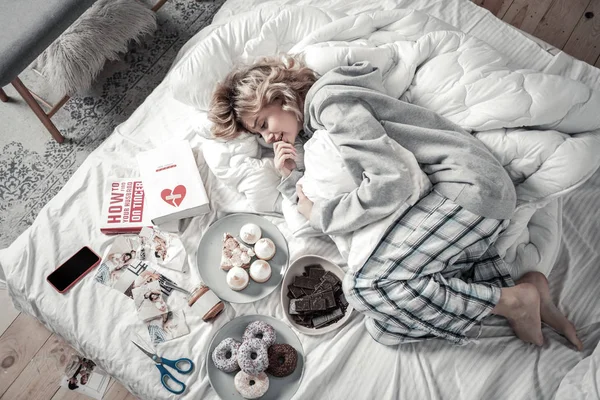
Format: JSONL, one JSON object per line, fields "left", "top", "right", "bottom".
{"left": 278, "top": 61, "right": 516, "bottom": 238}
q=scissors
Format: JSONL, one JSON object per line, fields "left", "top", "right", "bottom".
{"left": 132, "top": 341, "right": 194, "bottom": 395}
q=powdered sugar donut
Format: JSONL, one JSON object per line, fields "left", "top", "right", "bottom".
{"left": 240, "top": 223, "right": 262, "bottom": 245}
{"left": 249, "top": 260, "right": 272, "bottom": 283}
{"left": 234, "top": 371, "right": 269, "bottom": 399}
{"left": 254, "top": 238, "right": 276, "bottom": 261}
{"left": 237, "top": 338, "right": 269, "bottom": 375}
{"left": 211, "top": 338, "right": 241, "bottom": 373}
{"left": 242, "top": 321, "right": 276, "bottom": 347}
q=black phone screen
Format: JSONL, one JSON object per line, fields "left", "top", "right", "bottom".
{"left": 47, "top": 247, "right": 100, "bottom": 292}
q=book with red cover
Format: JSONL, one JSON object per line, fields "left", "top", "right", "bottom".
{"left": 100, "top": 179, "right": 149, "bottom": 234}
{"left": 136, "top": 140, "right": 210, "bottom": 229}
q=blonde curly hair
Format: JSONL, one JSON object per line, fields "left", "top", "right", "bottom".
{"left": 208, "top": 55, "right": 318, "bottom": 139}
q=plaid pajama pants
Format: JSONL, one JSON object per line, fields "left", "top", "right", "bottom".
{"left": 343, "top": 190, "right": 514, "bottom": 345}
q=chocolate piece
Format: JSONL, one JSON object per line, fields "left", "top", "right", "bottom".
{"left": 288, "top": 285, "right": 304, "bottom": 299}
{"left": 295, "top": 298, "right": 312, "bottom": 313}
{"left": 294, "top": 276, "right": 320, "bottom": 289}
{"left": 338, "top": 293, "right": 349, "bottom": 308}
{"left": 294, "top": 314, "right": 309, "bottom": 322}
{"left": 306, "top": 291, "right": 323, "bottom": 298}
{"left": 289, "top": 270, "right": 349, "bottom": 329}
{"left": 301, "top": 291, "right": 324, "bottom": 304}
{"left": 321, "top": 271, "right": 340, "bottom": 285}
{"left": 293, "top": 317, "right": 313, "bottom": 328}
{"left": 293, "top": 314, "right": 310, "bottom": 323}
{"left": 314, "top": 281, "right": 333, "bottom": 293}
{"left": 312, "top": 308, "right": 345, "bottom": 328}
{"left": 333, "top": 283, "right": 343, "bottom": 296}
{"left": 308, "top": 268, "right": 326, "bottom": 281}
{"left": 321, "top": 291, "right": 336, "bottom": 308}
{"left": 304, "top": 264, "right": 324, "bottom": 273}
{"left": 310, "top": 298, "right": 327, "bottom": 311}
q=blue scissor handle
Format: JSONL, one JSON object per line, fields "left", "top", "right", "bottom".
{"left": 161, "top": 357, "right": 194, "bottom": 374}
{"left": 156, "top": 364, "right": 186, "bottom": 395}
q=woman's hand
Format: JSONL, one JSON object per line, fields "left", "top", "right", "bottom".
{"left": 296, "top": 184, "right": 314, "bottom": 220}
{"left": 274, "top": 141, "right": 297, "bottom": 178}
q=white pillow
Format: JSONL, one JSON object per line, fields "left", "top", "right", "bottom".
{"left": 167, "top": 6, "right": 337, "bottom": 111}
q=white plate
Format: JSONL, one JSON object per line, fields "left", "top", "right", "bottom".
{"left": 196, "top": 214, "right": 289, "bottom": 303}
{"left": 206, "top": 314, "right": 305, "bottom": 400}
{"left": 280, "top": 255, "right": 353, "bottom": 335}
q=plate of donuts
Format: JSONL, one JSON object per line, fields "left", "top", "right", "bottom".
{"left": 196, "top": 213, "right": 289, "bottom": 303}
{"left": 207, "top": 314, "right": 305, "bottom": 400}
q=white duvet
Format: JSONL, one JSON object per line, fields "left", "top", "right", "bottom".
{"left": 2, "top": 2, "right": 600, "bottom": 399}
{"left": 171, "top": 6, "right": 600, "bottom": 280}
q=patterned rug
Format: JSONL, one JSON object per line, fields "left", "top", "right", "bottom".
{"left": 0, "top": 0, "right": 226, "bottom": 248}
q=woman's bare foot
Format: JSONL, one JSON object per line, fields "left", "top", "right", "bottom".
{"left": 517, "top": 272, "right": 583, "bottom": 351}
{"left": 492, "top": 283, "right": 544, "bottom": 346}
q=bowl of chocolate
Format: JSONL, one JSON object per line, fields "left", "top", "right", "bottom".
{"left": 280, "top": 255, "right": 353, "bottom": 335}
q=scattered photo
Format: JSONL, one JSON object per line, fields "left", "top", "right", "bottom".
{"left": 94, "top": 235, "right": 142, "bottom": 288}
{"left": 132, "top": 281, "right": 168, "bottom": 322}
{"left": 147, "top": 310, "right": 190, "bottom": 345}
{"left": 139, "top": 226, "right": 186, "bottom": 271}
{"left": 95, "top": 236, "right": 177, "bottom": 299}
{"left": 61, "top": 355, "right": 110, "bottom": 399}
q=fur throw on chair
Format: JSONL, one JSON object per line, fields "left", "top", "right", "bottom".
{"left": 36, "top": 0, "right": 157, "bottom": 96}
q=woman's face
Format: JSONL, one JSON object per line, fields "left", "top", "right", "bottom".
{"left": 244, "top": 101, "right": 301, "bottom": 144}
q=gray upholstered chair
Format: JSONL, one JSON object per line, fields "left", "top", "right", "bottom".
{"left": 0, "top": 0, "right": 98, "bottom": 143}
{"left": 0, "top": 0, "right": 167, "bottom": 143}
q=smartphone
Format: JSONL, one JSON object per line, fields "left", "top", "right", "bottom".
{"left": 47, "top": 246, "right": 101, "bottom": 293}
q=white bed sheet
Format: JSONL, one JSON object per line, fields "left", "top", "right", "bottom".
{"left": 1, "top": 1, "right": 600, "bottom": 399}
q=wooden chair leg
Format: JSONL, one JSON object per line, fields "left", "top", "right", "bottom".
{"left": 48, "top": 95, "right": 70, "bottom": 118}
{"left": 151, "top": 0, "right": 168, "bottom": 12}
{"left": 0, "top": 88, "right": 8, "bottom": 102}
{"left": 11, "top": 77, "right": 65, "bottom": 143}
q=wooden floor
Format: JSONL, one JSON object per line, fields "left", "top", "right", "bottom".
{"left": 474, "top": 0, "right": 600, "bottom": 66}
{"left": 1, "top": 1, "right": 599, "bottom": 400}
{"left": 0, "top": 292, "right": 136, "bottom": 400}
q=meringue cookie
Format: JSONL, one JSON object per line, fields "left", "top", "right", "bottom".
{"left": 254, "top": 238, "right": 276, "bottom": 261}
{"left": 249, "top": 260, "right": 272, "bottom": 283}
{"left": 240, "top": 223, "right": 262, "bottom": 245}
{"left": 227, "top": 266, "right": 250, "bottom": 291}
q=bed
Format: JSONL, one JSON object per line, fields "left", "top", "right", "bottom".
{"left": 1, "top": 0, "right": 600, "bottom": 399}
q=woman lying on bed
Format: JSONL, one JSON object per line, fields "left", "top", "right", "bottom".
{"left": 208, "top": 55, "right": 582, "bottom": 350}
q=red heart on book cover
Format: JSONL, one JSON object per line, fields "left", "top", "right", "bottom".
{"left": 161, "top": 185, "right": 186, "bottom": 207}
